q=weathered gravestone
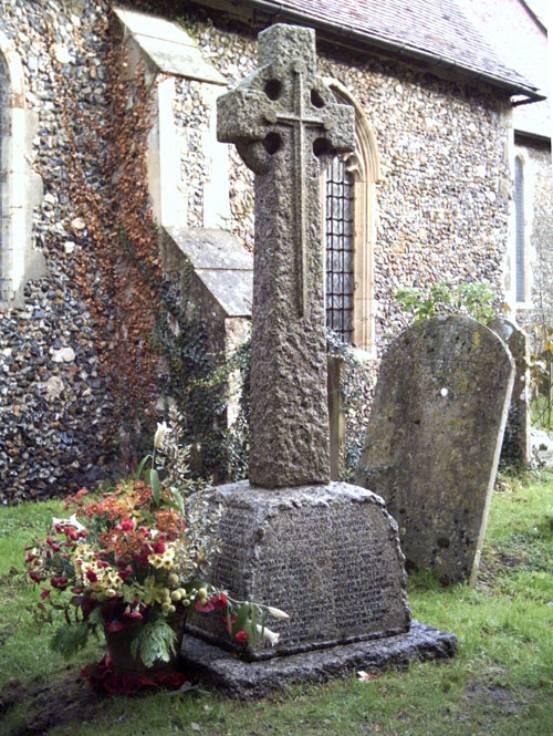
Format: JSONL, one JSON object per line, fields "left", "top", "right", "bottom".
{"left": 490, "top": 318, "right": 531, "bottom": 467}
{"left": 355, "top": 315, "right": 514, "bottom": 584}
{"left": 182, "top": 25, "right": 455, "bottom": 695}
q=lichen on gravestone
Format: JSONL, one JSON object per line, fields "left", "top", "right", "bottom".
{"left": 355, "top": 315, "right": 515, "bottom": 584}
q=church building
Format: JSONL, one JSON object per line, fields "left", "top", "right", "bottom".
{"left": 0, "top": 0, "right": 546, "bottom": 501}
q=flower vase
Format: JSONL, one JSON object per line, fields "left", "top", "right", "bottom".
{"left": 84, "top": 614, "right": 188, "bottom": 694}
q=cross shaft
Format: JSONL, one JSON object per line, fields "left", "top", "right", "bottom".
{"left": 264, "top": 63, "right": 327, "bottom": 317}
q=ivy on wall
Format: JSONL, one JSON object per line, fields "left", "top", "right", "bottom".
{"left": 45, "top": 12, "right": 252, "bottom": 480}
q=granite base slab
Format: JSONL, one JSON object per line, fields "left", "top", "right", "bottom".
{"left": 180, "top": 621, "right": 457, "bottom": 699}
{"left": 188, "top": 480, "right": 411, "bottom": 658}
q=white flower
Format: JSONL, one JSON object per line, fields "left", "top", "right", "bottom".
{"left": 52, "top": 514, "right": 87, "bottom": 533}
{"left": 153, "top": 421, "right": 170, "bottom": 449}
{"left": 256, "top": 625, "right": 280, "bottom": 646}
{"left": 266, "top": 606, "right": 290, "bottom": 621}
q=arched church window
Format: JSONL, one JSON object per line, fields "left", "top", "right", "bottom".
{"left": 325, "top": 156, "right": 354, "bottom": 343}
{"left": 323, "top": 81, "right": 380, "bottom": 354}
{"left": 514, "top": 155, "right": 526, "bottom": 303}
{"left": 0, "top": 51, "right": 8, "bottom": 292}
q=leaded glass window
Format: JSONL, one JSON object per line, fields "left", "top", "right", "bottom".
{"left": 0, "top": 53, "right": 7, "bottom": 297}
{"left": 325, "top": 156, "right": 354, "bottom": 344}
{"left": 514, "top": 156, "right": 526, "bottom": 302}
{"left": 0, "top": 54, "right": 7, "bottom": 231}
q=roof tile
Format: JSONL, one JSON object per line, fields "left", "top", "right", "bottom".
{"left": 251, "top": 0, "right": 537, "bottom": 93}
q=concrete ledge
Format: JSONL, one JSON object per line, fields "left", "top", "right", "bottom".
{"left": 180, "top": 621, "right": 457, "bottom": 699}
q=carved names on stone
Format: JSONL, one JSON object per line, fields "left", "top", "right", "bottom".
{"left": 188, "top": 481, "right": 411, "bottom": 657}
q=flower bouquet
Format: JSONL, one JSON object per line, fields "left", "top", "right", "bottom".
{"left": 25, "top": 421, "right": 287, "bottom": 694}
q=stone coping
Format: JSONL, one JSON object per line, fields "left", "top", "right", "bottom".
{"left": 180, "top": 621, "right": 457, "bottom": 699}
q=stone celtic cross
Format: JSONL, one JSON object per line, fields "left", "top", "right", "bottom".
{"left": 218, "top": 24, "right": 354, "bottom": 488}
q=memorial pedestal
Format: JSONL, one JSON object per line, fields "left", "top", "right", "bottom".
{"left": 187, "top": 481, "right": 412, "bottom": 659}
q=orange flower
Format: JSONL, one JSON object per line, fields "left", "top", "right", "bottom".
{"left": 155, "top": 510, "right": 185, "bottom": 541}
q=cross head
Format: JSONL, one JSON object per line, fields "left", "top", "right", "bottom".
{"left": 217, "top": 24, "right": 354, "bottom": 317}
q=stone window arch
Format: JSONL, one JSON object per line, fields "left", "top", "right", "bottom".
{"left": 0, "top": 31, "right": 43, "bottom": 307}
{"left": 324, "top": 79, "right": 381, "bottom": 355}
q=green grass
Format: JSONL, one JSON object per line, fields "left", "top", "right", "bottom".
{"left": 531, "top": 395, "right": 553, "bottom": 431}
{"left": 1, "top": 472, "right": 552, "bottom": 736}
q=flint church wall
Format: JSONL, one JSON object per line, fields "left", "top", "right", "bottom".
{"left": 0, "top": 1, "right": 513, "bottom": 501}
{"left": 177, "top": 11, "right": 513, "bottom": 470}
{"left": 0, "top": 0, "right": 118, "bottom": 503}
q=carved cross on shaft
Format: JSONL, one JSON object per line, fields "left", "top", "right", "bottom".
{"left": 263, "top": 60, "right": 328, "bottom": 315}
{"left": 217, "top": 24, "right": 354, "bottom": 318}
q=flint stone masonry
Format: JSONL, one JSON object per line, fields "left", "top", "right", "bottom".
{"left": 490, "top": 318, "right": 531, "bottom": 466}
{"left": 217, "top": 23, "right": 354, "bottom": 487}
{"left": 187, "top": 481, "right": 411, "bottom": 658}
{"left": 355, "top": 315, "right": 515, "bottom": 584}
{"left": 1, "top": 0, "right": 516, "bottom": 502}
{"left": 184, "top": 11, "right": 512, "bottom": 341}
{"left": 0, "top": 0, "right": 118, "bottom": 503}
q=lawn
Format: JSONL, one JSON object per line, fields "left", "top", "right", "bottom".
{"left": 0, "top": 471, "right": 552, "bottom": 736}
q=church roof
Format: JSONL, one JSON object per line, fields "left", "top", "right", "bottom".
{"left": 221, "top": 0, "right": 542, "bottom": 99}
{"left": 458, "top": 0, "right": 550, "bottom": 139}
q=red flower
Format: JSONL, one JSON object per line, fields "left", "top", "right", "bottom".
{"left": 28, "top": 570, "right": 43, "bottom": 583}
{"left": 124, "top": 609, "right": 144, "bottom": 622}
{"left": 40, "top": 588, "right": 50, "bottom": 599}
{"left": 153, "top": 541, "right": 166, "bottom": 554}
{"left": 82, "top": 655, "right": 186, "bottom": 695}
{"left": 119, "top": 566, "right": 132, "bottom": 582}
{"left": 66, "top": 527, "right": 79, "bottom": 541}
{"left": 119, "top": 518, "right": 135, "bottom": 532}
{"left": 105, "top": 619, "right": 125, "bottom": 633}
{"left": 86, "top": 569, "right": 98, "bottom": 583}
{"left": 195, "top": 600, "right": 211, "bottom": 613}
{"left": 210, "top": 592, "right": 229, "bottom": 610}
{"left": 51, "top": 576, "right": 69, "bottom": 590}
{"left": 234, "top": 630, "right": 248, "bottom": 644}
